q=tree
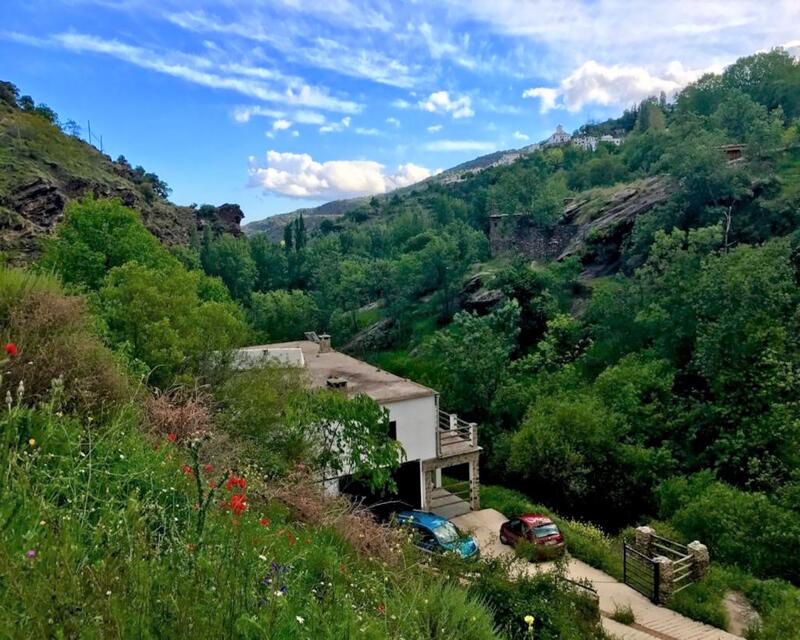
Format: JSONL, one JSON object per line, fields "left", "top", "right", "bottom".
{"left": 200, "top": 234, "right": 256, "bottom": 302}
{"left": 293, "top": 215, "right": 307, "bottom": 250}
{"left": 62, "top": 119, "right": 82, "bottom": 137}
{"left": 721, "top": 49, "right": 800, "bottom": 121}
{"left": 250, "top": 234, "right": 288, "bottom": 291}
{"left": 33, "top": 103, "right": 58, "bottom": 124}
{"left": 250, "top": 289, "right": 319, "bottom": 342}
{"left": 17, "top": 95, "right": 34, "bottom": 111}
{"left": 290, "top": 391, "right": 405, "bottom": 491}
{"left": 422, "top": 300, "right": 520, "bottom": 417}
{"left": 283, "top": 222, "right": 294, "bottom": 252}
{"left": 0, "top": 81, "right": 19, "bottom": 107}
{"left": 43, "top": 196, "right": 175, "bottom": 290}
{"left": 99, "top": 263, "right": 247, "bottom": 385}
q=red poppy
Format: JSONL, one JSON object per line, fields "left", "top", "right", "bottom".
{"left": 230, "top": 493, "right": 248, "bottom": 516}
{"left": 4, "top": 343, "right": 17, "bottom": 357}
{"left": 181, "top": 465, "right": 193, "bottom": 475}
{"left": 377, "top": 602, "right": 385, "bottom": 615}
{"left": 225, "top": 475, "right": 246, "bottom": 491}
{"left": 259, "top": 517, "right": 270, "bottom": 527}
{"left": 287, "top": 532, "right": 297, "bottom": 546}
{"left": 167, "top": 433, "right": 177, "bottom": 443}
{"left": 203, "top": 463, "right": 215, "bottom": 474}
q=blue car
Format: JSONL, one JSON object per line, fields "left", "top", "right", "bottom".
{"left": 396, "top": 510, "right": 479, "bottom": 559}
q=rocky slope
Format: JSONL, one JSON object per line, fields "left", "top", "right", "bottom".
{"left": 0, "top": 102, "right": 241, "bottom": 262}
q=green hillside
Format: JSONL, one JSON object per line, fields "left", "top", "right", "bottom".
{"left": 0, "top": 81, "right": 241, "bottom": 262}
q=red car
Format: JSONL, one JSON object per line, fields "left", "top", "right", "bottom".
{"left": 499, "top": 514, "right": 565, "bottom": 558}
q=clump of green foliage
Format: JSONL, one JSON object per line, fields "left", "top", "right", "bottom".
{"left": 610, "top": 604, "right": 635, "bottom": 625}
{"left": 42, "top": 196, "right": 250, "bottom": 385}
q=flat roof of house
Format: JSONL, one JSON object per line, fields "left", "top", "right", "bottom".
{"left": 236, "top": 341, "right": 436, "bottom": 404}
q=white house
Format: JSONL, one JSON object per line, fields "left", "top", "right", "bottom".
{"left": 233, "top": 336, "right": 481, "bottom": 517}
{"left": 573, "top": 135, "right": 598, "bottom": 151}
{"left": 600, "top": 134, "right": 623, "bottom": 146}
{"left": 543, "top": 124, "right": 571, "bottom": 147}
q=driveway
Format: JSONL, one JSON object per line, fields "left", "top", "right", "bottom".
{"left": 452, "top": 509, "right": 744, "bottom": 640}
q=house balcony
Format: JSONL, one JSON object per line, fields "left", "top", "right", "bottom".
{"left": 436, "top": 410, "right": 479, "bottom": 458}
{"left": 422, "top": 410, "right": 481, "bottom": 515}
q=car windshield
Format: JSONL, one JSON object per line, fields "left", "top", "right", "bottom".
{"left": 533, "top": 524, "right": 560, "bottom": 538}
{"left": 432, "top": 522, "right": 460, "bottom": 544}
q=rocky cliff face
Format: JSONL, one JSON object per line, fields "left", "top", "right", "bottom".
{"left": 489, "top": 175, "right": 676, "bottom": 274}
{"left": 0, "top": 104, "right": 242, "bottom": 262}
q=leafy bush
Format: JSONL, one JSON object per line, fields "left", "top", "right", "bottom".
{"left": 469, "top": 558, "right": 603, "bottom": 639}
{"left": 610, "top": 603, "right": 635, "bottom": 625}
{"left": 658, "top": 475, "right": 800, "bottom": 583}
{"left": 0, "top": 267, "right": 129, "bottom": 411}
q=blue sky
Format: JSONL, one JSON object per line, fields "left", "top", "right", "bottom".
{"left": 1, "top": 1, "right": 798, "bottom": 222}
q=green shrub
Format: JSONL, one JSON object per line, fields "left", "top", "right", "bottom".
{"left": 469, "top": 558, "right": 603, "bottom": 639}
{"left": 610, "top": 603, "right": 635, "bottom": 624}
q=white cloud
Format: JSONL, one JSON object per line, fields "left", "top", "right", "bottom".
{"left": 392, "top": 98, "right": 412, "bottom": 109}
{"left": 521, "top": 87, "right": 560, "bottom": 113}
{"left": 168, "top": 10, "right": 420, "bottom": 88}
{"left": 386, "top": 116, "right": 401, "bottom": 127}
{"left": 291, "top": 130, "right": 300, "bottom": 137}
{"left": 455, "top": 0, "right": 800, "bottom": 74}
{"left": 523, "top": 60, "right": 717, "bottom": 113}
{"left": 319, "top": 116, "right": 351, "bottom": 133}
{"left": 234, "top": 106, "right": 325, "bottom": 125}
{"left": 424, "top": 139, "right": 497, "bottom": 152}
{"left": 293, "top": 110, "right": 326, "bottom": 125}
{"left": 512, "top": 131, "right": 529, "bottom": 141}
{"left": 355, "top": 127, "right": 381, "bottom": 136}
{"left": 419, "top": 91, "right": 474, "bottom": 119}
{"left": 427, "top": 124, "right": 443, "bottom": 133}
{"left": 248, "top": 151, "right": 433, "bottom": 199}
{"left": 9, "top": 31, "right": 362, "bottom": 114}
{"left": 272, "top": 119, "right": 293, "bottom": 130}
{"left": 233, "top": 105, "right": 285, "bottom": 123}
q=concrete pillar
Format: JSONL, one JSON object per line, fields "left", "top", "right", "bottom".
{"left": 634, "top": 526, "right": 655, "bottom": 556}
{"left": 424, "top": 471, "right": 434, "bottom": 511}
{"left": 688, "top": 540, "right": 710, "bottom": 581}
{"left": 654, "top": 556, "right": 674, "bottom": 604}
{"left": 434, "top": 468, "right": 442, "bottom": 488}
{"left": 468, "top": 457, "right": 480, "bottom": 511}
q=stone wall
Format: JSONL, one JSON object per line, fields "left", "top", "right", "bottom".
{"left": 489, "top": 214, "right": 578, "bottom": 261}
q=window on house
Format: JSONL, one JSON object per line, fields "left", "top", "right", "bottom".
{"left": 388, "top": 420, "right": 397, "bottom": 440}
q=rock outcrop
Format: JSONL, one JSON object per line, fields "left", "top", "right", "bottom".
{"left": 558, "top": 175, "right": 676, "bottom": 262}
{"left": 458, "top": 273, "right": 504, "bottom": 315}
{"left": 488, "top": 176, "right": 676, "bottom": 275}
{"left": 0, "top": 104, "right": 244, "bottom": 262}
{"left": 341, "top": 317, "right": 398, "bottom": 355}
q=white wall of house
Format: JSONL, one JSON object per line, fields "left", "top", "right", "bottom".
{"left": 383, "top": 395, "right": 438, "bottom": 462}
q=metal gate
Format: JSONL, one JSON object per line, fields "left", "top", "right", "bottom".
{"left": 623, "top": 543, "right": 659, "bottom": 603}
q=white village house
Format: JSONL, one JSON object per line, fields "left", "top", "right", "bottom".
{"left": 233, "top": 335, "right": 481, "bottom": 518}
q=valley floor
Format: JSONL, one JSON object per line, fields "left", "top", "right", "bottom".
{"left": 452, "top": 509, "right": 744, "bottom": 640}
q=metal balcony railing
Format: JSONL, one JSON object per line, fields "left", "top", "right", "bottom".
{"left": 436, "top": 410, "right": 478, "bottom": 458}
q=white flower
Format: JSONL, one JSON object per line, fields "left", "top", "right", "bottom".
{"left": 106, "top": 590, "right": 112, "bottom": 596}
{"left": 296, "top": 616, "right": 305, "bottom": 624}
{"left": 258, "top": 554, "right": 267, "bottom": 561}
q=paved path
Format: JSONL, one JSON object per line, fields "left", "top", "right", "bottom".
{"left": 452, "top": 509, "right": 744, "bottom": 640}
